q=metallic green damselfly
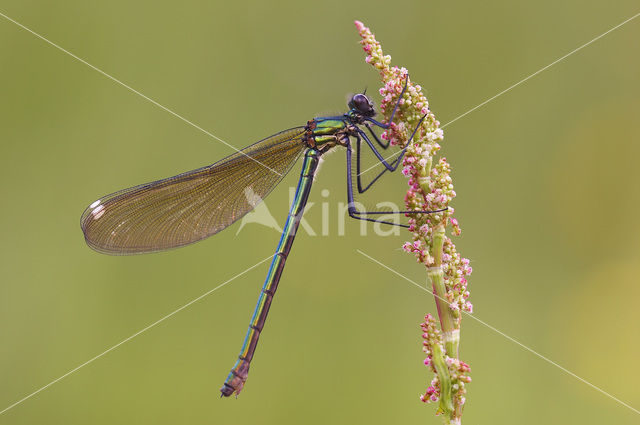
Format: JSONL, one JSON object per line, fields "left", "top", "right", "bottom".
{"left": 81, "top": 78, "right": 442, "bottom": 396}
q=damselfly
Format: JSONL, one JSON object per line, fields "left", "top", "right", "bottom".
{"left": 80, "top": 77, "right": 442, "bottom": 397}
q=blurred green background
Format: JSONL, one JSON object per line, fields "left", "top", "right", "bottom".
{"left": 1, "top": 1, "right": 639, "bottom": 424}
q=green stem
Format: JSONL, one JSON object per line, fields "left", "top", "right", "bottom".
{"left": 415, "top": 122, "right": 460, "bottom": 423}
{"left": 430, "top": 225, "right": 459, "bottom": 358}
{"left": 430, "top": 342, "right": 453, "bottom": 416}
{"left": 429, "top": 223, "right": 462, "bottom": 424}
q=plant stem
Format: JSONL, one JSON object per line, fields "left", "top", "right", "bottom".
{"left": 431, "top": 341, "right": 454, "bottom": 416}
{"left": 429, "top": 224, "right": 462, "bottom": 424}
{"left": 429, "top": 224, "right": 459, "bottom": 358}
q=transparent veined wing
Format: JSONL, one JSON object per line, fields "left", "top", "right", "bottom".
{"left": 81, "top": 127, "right": 307, "bottom": 254}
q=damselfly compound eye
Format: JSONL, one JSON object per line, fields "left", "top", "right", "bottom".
{"left": 349, "top": 93, "right": 375, "bottom": 116}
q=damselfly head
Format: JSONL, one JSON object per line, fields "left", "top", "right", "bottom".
{"left": 348, "top": 93, "right": 375, "bottom": 117}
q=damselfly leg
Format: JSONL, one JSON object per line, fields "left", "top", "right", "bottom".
{"left": 346, "top": 114, "right": 445, "bottom": 228}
